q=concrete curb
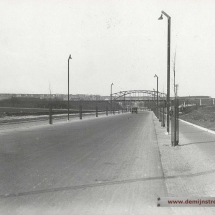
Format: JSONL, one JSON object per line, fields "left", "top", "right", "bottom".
{"left": 179, "top": 118, "right": 215, "bottom": 135}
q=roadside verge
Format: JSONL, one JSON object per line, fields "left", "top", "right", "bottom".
{"left": 153, "top": 111, "right": 215, "bottom": 214}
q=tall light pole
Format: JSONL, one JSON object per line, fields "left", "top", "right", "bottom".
{"left": 110, "top": 83, "right": 114, "bottom": 114}
{"left": 153, "top": 88, "right": 156, "bottom": 112}
{"left": 158, "top": 11, "right": 171, "bottom": 134}
{"left": 154, "top": 74, "right": 159, "bottom": 110}
{"left": 154, "top": 74, "right": 159, "bottom": 120}
{"left": 68, "top": 54, "right": 72, "bottom": 121}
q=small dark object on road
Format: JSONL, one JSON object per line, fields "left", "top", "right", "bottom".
{"left": 132, "top": 107, "right": 138, "bottom": 114}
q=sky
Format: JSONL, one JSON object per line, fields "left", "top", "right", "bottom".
{"left": 1, "top": 0, "right": 215, "bottom": 97}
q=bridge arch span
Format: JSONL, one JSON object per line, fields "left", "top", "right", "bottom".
{"left": 112, "top": 90, "right": 166, "bottom": 101}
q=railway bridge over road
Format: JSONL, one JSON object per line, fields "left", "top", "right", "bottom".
{"left": 112, "top": 90, "right": 215, "bottom": 110}
{"left": 111, "top": 90, "right": 166, "bottom": 110}
{"left": 112, "top": 90, "right": 166, "bottom": 102}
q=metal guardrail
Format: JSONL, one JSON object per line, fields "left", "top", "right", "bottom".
{"left": 0, "top": 112, "right": 102, "bottom": 125}
{"left": 0, "top": 108, "right": 129, "bottom": 126}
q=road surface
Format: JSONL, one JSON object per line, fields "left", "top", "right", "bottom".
{"left": 0, "top": 111, "right": 170, "bottom": 215}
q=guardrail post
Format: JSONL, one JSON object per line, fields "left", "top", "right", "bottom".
{"left": 49, "top": 101, "right": 53, "bottom": 124}
{"left": 113, "top": 107, "right": 115, "bottom": 115}
{"left": 79, "top": 104, "right": 82, "bottom": 120}
{"left": 106, "top": 106, "right": 108, "bottom": 116}
{"left": 96, "top": 106, "right": 98, "bottom": 117}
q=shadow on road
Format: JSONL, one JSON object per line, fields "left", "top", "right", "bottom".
{"left": 179, "top": 140, "right": 215, "bottom": 146}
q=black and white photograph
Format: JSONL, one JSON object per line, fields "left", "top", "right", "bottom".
{"left": 1, "top": 0, "right": 215, "bottom": 214}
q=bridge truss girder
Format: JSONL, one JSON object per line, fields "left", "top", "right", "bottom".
{"left": 112, "top": 90, "right": 166, "bottom": 101}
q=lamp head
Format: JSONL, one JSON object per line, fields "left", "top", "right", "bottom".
{"left": 158, "top": 14, "right": 163, "bottom": 20}
{"left": 69, "top": 54, "right": 72, "bottom": 59}
{"left": 154, "top": 74, "right": 158, "bottom": 78}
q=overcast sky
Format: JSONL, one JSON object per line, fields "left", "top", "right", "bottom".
{"left": 1, "top": 0, "right": 215, "bottom": 97}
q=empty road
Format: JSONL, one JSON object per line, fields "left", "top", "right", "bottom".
{"left": 0, "top": 111, "right": 170, "bottom": 215}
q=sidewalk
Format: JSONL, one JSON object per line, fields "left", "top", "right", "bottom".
{"left": 153, "top": 113, "right": 215, "bottom": 214}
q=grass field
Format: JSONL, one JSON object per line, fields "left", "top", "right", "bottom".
{"left": 0, "top": 97, "right": 120, "bottom": 117}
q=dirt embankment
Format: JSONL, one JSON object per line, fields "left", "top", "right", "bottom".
{"left": 180, "top": 106, "right": 215, "bottom": 131}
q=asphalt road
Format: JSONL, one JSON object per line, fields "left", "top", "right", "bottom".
{"left": 0, "top": 111, "right": 170, "bottom": 215}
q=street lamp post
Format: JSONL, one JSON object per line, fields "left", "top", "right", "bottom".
{"left": 68, "top": 54, "right": 72, "bottom": 121}
{"left": 158, "top": 11, "right": 171, "bottom": 134}
{"left": 153, "top": 88, "right": 156, "bottom": 102}
{"left": 154, "top": 74, "right": 159, "bottom": 110}
{"left": 154, "top": 74, "right": 159, "bottom": 120}
{"left": 110, "top": 83, "right": 114, "bottom": 114}
{"left": 152, "top": 88, "right": 155, "bottom": 114}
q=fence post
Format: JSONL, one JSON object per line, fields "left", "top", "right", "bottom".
{"left": 79, "top": 104, "right": 82, "bottom": 120}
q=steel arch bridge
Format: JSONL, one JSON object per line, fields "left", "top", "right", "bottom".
{"left": 112, "top": 90, "right": 166, "bottom": 101}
